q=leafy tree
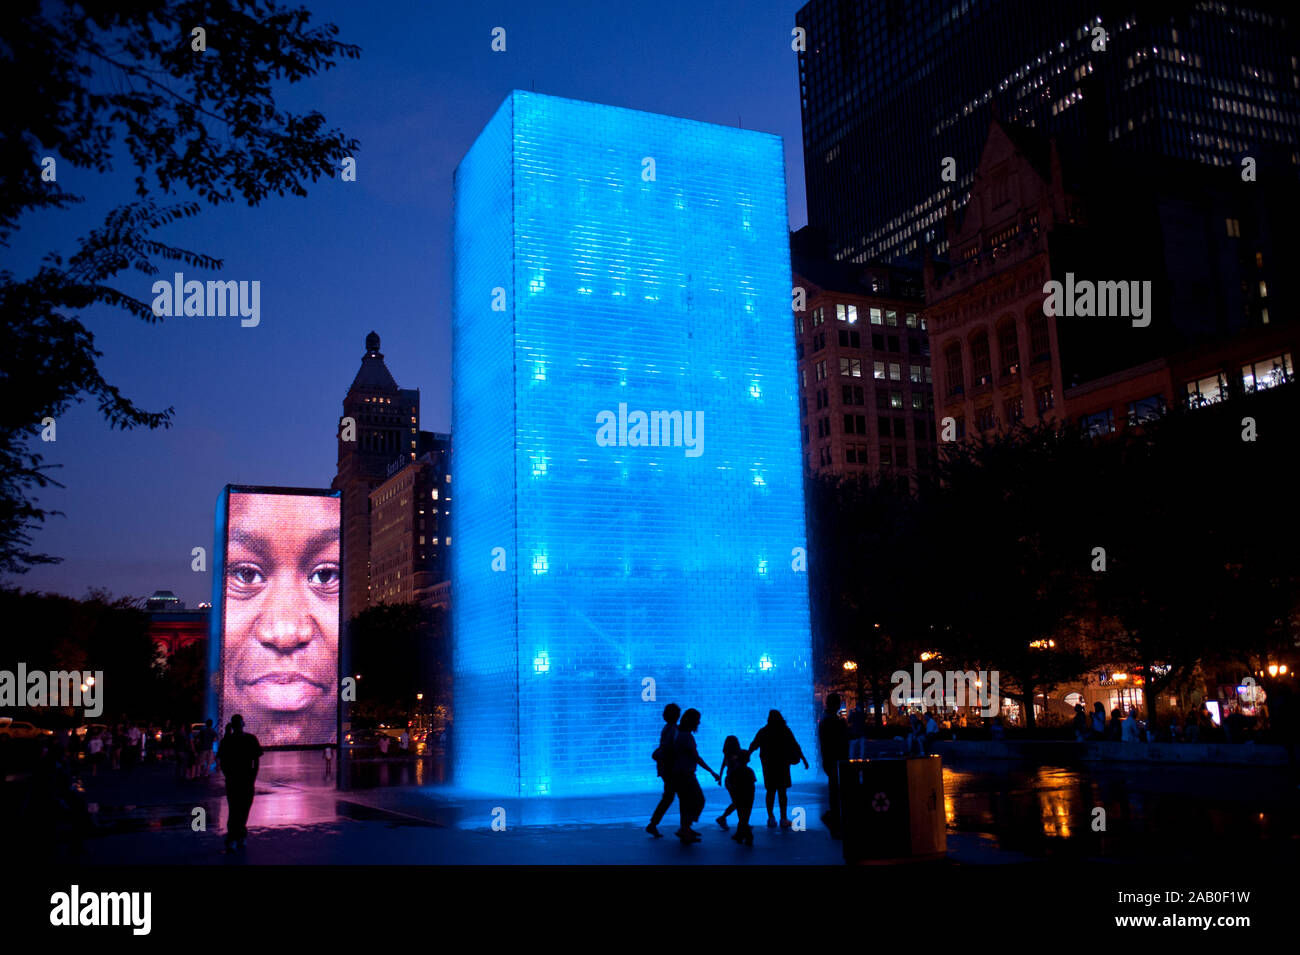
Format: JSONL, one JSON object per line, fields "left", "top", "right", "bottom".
{"left": 925, "top": 423, "right": 1096, "bottom": 728}
{"left": 0, "top": 0, "right": 359, "bottom": 573}
{"left": 348, "top": 601, "right": 446, "bottom": 725}
{"left": 1088, "top": 385, "right": 1300, "bottom": 728}
{"left": 806, "top": 471, "right": 931, "bottom": 724}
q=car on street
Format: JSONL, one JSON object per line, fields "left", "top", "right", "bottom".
{"left": 0, "top": 719, "right": 55, "bottom": 740}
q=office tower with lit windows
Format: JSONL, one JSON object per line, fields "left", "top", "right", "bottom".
{"left": 452, "top": 91, "right": 814, "bottom": 796}
{"left": 795, "top": 0, "right": 1300, "bottom": 266}
{"left": 332, "top": 332, "right": 421, "bottom": 622}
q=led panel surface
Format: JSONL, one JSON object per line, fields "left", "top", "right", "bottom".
{"left": 208, "top": 486, "right": 341, "bottom": 746}
{"left": 452, "top": 91, "right": 813, "bottom": 796}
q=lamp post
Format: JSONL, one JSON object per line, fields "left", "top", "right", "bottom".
{"left": 843, "top": 660, "right": 863, "bottom": 712}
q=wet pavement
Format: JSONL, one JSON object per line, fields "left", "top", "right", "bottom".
{"left": 31, "top": 749, "right": 1300, "bottom": 865}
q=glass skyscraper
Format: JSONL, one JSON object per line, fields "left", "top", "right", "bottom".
{"left": 451, "top": 91, "right": 815, "bottom": 796}
{"left": 796, "top": 0, "right": 1300, "bottom": 265}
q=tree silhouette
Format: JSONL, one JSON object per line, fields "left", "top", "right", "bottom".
{"left": 0, "top": 1, "right": 359, "bottom": 572}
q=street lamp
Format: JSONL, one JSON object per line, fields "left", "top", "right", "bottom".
{"left": 843, "top": 660, "right": 863, "bottom": 712}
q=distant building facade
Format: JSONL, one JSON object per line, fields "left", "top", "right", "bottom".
{"left": 369, "top": 432, "right": 452, "bottom": 607}
{"left": 796, "top": 0, "right": 1300, "bottom": 266}
{"left": 332, "top": 332, "right": 421, "bottom": 621}
{"left": 793, "top": 232, "right": 937, "bottom": 489}
{"left": 925, "top": 118, "right": 1299, "bottom": 443}
{"left": 146, "top": 591, "right": 209, "bottom": 656}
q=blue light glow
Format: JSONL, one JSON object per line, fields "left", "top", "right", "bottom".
{"left": 452, "top": 91, "right": 813, "bottom": 796}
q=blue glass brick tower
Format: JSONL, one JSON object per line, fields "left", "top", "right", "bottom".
{"left": 452, "top": 91, "right": 813, "bottom": 796}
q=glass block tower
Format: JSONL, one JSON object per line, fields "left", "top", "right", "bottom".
{"left": 452, "top": 91, "right": 814, "bottom": 796}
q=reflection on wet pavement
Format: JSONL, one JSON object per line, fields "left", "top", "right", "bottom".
{"left": 68, "top": 749, "right": 1300, "bottom": 864}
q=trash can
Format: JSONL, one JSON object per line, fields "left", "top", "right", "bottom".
{"left": 839, "top": 755, "right": 946, "bottom": 864}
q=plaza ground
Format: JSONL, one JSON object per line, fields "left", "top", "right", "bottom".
{"left": 31, "top": 748, "right": 1300, "bottom": 866}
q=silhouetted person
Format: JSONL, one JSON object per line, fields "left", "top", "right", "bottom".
{"left": 198, "top": 719, "right": 218, "bottom": 776}
{"left": 1071, "top": 703, "right": 1087, "bottom": 741}
{"left": 748, "top": 709, "right": 807, "bottom": 828}
{"left": 1090, "top": 702, "right": 1106, "bottom": 739}
{"left": 721, "top": 736, "right": 756, "bottom": 845}
{"left": 672, "top": 708, "right": 720, "bottom": 843}
{"left": 217, "top": 714, "right": 263, "bottom": 852}
{"left": 646, "top": 702, "right": 681, "bottom": 837}
{"left": 818, "top": 693, "right": 849, "bottom": 838}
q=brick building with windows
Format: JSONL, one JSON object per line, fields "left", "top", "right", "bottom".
{"left": 926, "top": 117, "right": 1298, "bottom": 444}
{"left": 368, "top": 431, "right": 452, "bottom": 609}
{"left": 793, "top": 231, "right": 936, "bottom": 489}
{"left": 332, "top": 332, "right": 422, "bottom": 621}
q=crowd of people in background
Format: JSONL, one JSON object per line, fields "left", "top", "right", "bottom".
{"left": 66, "top": 718, "right": 224, "bottom": 777}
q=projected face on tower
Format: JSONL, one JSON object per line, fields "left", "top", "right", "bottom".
{"left": 221, "top": 492, "right": 339, "bottom": 746}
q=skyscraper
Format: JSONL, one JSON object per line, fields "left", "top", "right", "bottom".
{"left": 332, "top": 332, "right": 420, "bottom": 622}
{"left": 368, "top": 431, "right": 452, "bottom": 607}
{"left": 452, "top": 91, "right": 814, "bottom": 796}
{"left": 796, "top": 0, "right": 1300, "bottom": 265}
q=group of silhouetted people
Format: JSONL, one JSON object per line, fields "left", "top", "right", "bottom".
{"left": 646, "top": 703, "right": 809, "bottom": 844}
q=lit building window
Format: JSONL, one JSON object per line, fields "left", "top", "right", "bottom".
{"left": 1035, "top": 386, "right": 1055, "bottom": 414}
{"left": 1080, "top": 408, "right": 1115, "bottom": 436}
{"left": 870, "top": 307, "right": 883, "bottom": 325}
{"left": 1241, "top": 353, "right": 1292, "bottom": 392}
{"left": 1126, "top": 395, "right": 1165, "bottom": 425}
{"left": 1185, "top": 372, "right": 1227, "bottom": 407}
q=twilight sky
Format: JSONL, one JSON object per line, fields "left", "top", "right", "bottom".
{"left": 9, "top": 1, "right": 809, "bottom": 606}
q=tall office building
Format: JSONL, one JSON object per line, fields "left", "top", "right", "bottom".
{"left": 791, "top": 232, "right": 936, "bottom": 485}
{"left": 332, "top": 332, "right": 420, "bottom": 622}
{"left": 796, "top": 0, "right": 1300, "bottom": 265}
{"left": 452, "top": 91, "right": 813, "bottom": 796}
{"left": 925, "top": 115, "right": 1299, "bottom": 443}
{"left": 369, "top": 431, "right": 452, "bottom": 607}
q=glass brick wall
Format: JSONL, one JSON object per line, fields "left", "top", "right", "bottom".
{"left": 454, "top": 91, "right": 814, "bottom": 796}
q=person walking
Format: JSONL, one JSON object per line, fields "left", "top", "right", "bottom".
{"left": 1108, "top": 707, "right": 1123, "bottom": 740}
{"left": 85, "top": 731, "right": 104, "bottom": 776}
{"left": 848, "top": 704, "right": 867, "bottom": 760}
{"left": 197, "top": 720, "right": 217, "bottom": 777}
{"left": 174, "top": 722, "right": 195, "bottom": 780}
{"left": 646, "top": 703, "right": 682, "bottom": 837}
{"left": 671, "top": 708, "right": 720, "bottom": 843}
{"left": 217, "top": 714, "right": 263, "bottom": 852}
{"left": 720, "top": 736, "right": 756, "bottom": 846}
{"left": 322, "top": 744, "right": 334, "bottom": 781}
{"left": 747, "top": 709, "right": 808, "bottom": 829}
{"left": 1122, "top": 708, "right": 1142, "bottom": 743}
{"left": 1090, "top": 702, "right": 1107, "bottom": 740}
{"left": 908, "top": 712, "right": 927, "bottom": 755}
{"left": 818, "top": 693, "right": 849, "bottom": 838}
{"left": 1071, "top": 703, "right": 1087, "bottom": 741}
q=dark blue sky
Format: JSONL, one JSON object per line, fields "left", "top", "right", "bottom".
{"left": 11, "top": 1, "right": 809, "bottom": 605}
